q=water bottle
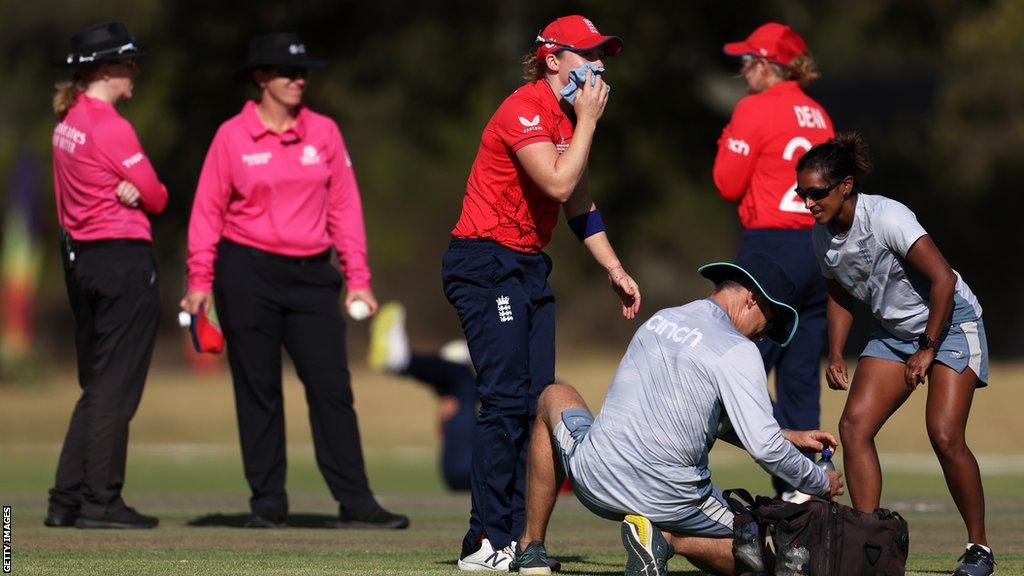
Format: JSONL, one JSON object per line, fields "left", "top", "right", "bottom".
{"left": 816, "top": 448, "right": 836, "bottom": 471}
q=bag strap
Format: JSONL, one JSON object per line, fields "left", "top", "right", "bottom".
{"left": 722, "top": 488, "right": 757, "bottom": 513}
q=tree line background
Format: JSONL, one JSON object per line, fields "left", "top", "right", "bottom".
{"left": 1, "top": 0, "right": 1021, "bottom": 374}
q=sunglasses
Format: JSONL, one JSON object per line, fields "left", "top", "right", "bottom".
{"left": 535, "top": 33, "right": 603, "bottom": 59}
{"left": 270, "top": 66, "right": 309, "bottom": 80}
{"left": 794, "top": 180, "right": 842, "bottom": 202}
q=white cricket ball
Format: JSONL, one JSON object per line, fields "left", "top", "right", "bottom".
{"left": 347, "top": 300, "right": 371, "bottom": 321}
{"left": 178, "top": 311, "right": 192, "bottom": 328}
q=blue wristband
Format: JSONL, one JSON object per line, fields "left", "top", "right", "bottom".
{"left": 567, "top": 210, "right": 606, "bottom": 241}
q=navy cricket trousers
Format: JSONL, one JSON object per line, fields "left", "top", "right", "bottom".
{"left": 401, "top": 353, "right": 477, "bottom": 491}
{"left": 739, "top": 228, "right": 826, "bottom": 492}
{"left": 442, "top": 238, "right": 555, "bottom": 551}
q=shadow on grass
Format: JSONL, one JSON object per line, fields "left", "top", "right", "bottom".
{"left": 436, "top": 557, "right": 700, "bottom": 575}
{"left": 187, "top": 513, "right": 338, "bottom": 528}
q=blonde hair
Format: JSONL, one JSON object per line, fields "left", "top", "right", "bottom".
{"left": 53, "top": 66, "right": 99, "bottom": 116}
{"left": 785, "top": 53, "right": 821, "bottom": 86}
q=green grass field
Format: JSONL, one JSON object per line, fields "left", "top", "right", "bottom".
{"left": 2, "top": 355, "right": 1023, "bottom": 575}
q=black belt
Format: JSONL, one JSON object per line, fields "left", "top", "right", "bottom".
{"left": 224, "top": 239, "right": 331, "bottom": 265}
{"left": 75, "top": 238, "right": 151, "bottom": 251}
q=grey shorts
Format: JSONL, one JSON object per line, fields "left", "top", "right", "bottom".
{"left": 553, "top": 407, "right": 734, "bottom": 538}
{"left": 861, "top": 319, "right": 989, "bottom": 387}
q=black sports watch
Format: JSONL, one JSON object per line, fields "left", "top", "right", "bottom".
{"left": 917, "top": 334, "right": 935, "bottom": 351}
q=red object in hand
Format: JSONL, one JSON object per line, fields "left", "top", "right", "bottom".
{"left": 187, "top": 306, "right": 224, "bottom": 354}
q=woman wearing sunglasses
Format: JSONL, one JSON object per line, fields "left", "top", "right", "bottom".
{"left": 47, "top": 22, "right": 166, "bottom": 530}
{"left": 801, "top": 133, "right": 994, "bottom": 576}
{"left": 443, "top": 14, "right": 640, "bottom": 571}
{"left": 712, "top": 22, "right": 835, "bottom": 503}
{"left": 182, "top": 32, "right": 406, "bottom": 530}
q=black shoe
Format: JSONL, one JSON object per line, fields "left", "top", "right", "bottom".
{"left": 43, "top": 509, "right": 78, "bottom": 527}
{"left": 75, "top": 506, "right": 158, "bottom": 529}
{"left": 244, "top": 514, "right": 287, "bottom": 528}
{"left": 953, "top": 544, "right": 996, "bottom": 576}
{"left": 336, "top": 505, "right": 409, "bottom": 530}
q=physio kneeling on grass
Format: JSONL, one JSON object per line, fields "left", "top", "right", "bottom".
{"left": 511, "top": 253, "right": 843, "bottom": 576}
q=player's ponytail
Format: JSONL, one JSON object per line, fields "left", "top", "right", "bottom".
{"left": 521, "top": 53, "right": 546, "bottom": 82}
{"left": 53, "top": 66, "right": 99, "bottom": 117}
{"left": 786, "top": 53, "right": 821, "bottom": 86}
{"left": 797, "top": 132, "right": 873, "bottom": 186}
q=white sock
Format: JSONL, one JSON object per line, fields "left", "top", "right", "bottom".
{"left": 967, "top": 543, "right": 992, "bottom": 554}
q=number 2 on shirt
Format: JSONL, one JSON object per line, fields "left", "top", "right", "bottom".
{"left": 778, "top": 136, "right": 813, "bottom": 214}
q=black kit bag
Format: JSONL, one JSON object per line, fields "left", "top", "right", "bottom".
{"left": 724, "top": 489, "right": 910, "bottom": 576}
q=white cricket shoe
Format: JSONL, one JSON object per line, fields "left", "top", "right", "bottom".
{"left": 458, "top": 538, "right": 515, "bottom": 572}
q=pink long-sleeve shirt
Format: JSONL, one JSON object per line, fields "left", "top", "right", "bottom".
{"left": 186, "top": 100, "right": 371, "bottom": 293}
{"left": 52, "top": 94, "right": 168, "bottom": 241}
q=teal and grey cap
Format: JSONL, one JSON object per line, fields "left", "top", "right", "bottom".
{"left": 698, "top": 252, "right": 799, "bottom": 346}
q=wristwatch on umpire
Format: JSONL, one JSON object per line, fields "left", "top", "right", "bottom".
{"left": 917, "top": 333, "right": 936, "bottom": 351}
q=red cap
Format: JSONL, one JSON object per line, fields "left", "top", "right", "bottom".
{"left": 535, "top": 15, "right": 623, "bottom": 60}
{"left": 723, "top": 22, "right": 807, "bottom": 65}
{"left": 190, "top": 311, "right": 224, "bottom": 354}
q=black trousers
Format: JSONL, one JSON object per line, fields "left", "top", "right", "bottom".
{"left": 49, "top": 241, "right": 160, "bottom": 517}
{"left": 213, "top": 240, "right": 376, "bottom": 519}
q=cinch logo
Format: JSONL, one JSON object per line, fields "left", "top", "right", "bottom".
{"left": 300, "top": 145, "right": 321, "bottom": 166}
{"left": 242, "top": 152, "right": 272, "bottom": 167}
{"left": 519, "top": 115, "right": 543, "bottom": 133}
{"left": 496, "top": 295, "right": 513, "bottom": 323}
{"left": 727, "top": 138, "right": 750, "bottom": 156}
{"left": 644, "top": 314, "right": 703, "bottom": 347}
{"left": 583, "top": 18, "right": 599, "bottom": 34}
{"left": 793, "top": 105, "right": 827, "bottom": 129}
{"left": 122, "top": 152, "right": 144, "bottom": 168}
{"left": 289, "top": 44, "right": 306, "bottom": 55}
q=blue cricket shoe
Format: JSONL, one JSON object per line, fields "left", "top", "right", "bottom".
{"left": 953, "top": 544, "right": 995, "bottom": 576}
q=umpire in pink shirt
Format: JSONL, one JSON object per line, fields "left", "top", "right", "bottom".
{"left": 47, "top": 22, "right": 166, "bottom": 530}
{"left": 181, "top": 32, "right": 407, "bottom": 529}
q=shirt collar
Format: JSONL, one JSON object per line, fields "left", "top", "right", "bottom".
{"left": 77, "top": 93, "right": 117, "bottom": 114}
{"left": 241, "top": 99, "right": 309, "bottom": 142}
{"left": 703, "top": 297, "right": 743, "bottom": 336}
{"left": 765, "top": 80, "right": 802, "bottom": 95}
{"left": 533, "top": 79, "right": 566, "bottom": 119}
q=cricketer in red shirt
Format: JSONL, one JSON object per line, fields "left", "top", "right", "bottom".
{"left": 713, "top": 25, "right": 834, "bottom": 229}
{"left": 451, "top": 78, "right": 573, "bottom": 253}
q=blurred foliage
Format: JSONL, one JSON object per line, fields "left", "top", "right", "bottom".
{"left": 0, "top": 0, "right": 1020, "bottom": 359}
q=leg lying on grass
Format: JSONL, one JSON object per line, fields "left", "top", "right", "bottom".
{"left": 664, "top": 532, "right": 733, "bottom": 576}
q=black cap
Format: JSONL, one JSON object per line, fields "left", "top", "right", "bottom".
{"left": 59, "top": 22, "right": 145, "bottom": 67}
{"left": 234, "top": 32, "right": 326, "bottom": 80}
{"left": 698, "top": 252, "right": 799, "bottom": 346}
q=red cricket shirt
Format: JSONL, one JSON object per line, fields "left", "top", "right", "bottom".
{"left": 451, "top": 79, "right": 573, "bottom": 252}
{"left": 52, "top": 94, "right": 168, "bottom": 241}
{"left": 186, "top": 100, "right": 370, "bottom": 293}
{"left": 713, "top": 81, "right": 834, "bottom": 229}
